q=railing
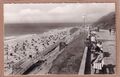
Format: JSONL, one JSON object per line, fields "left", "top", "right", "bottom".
{"left": 78, "top": 47, "right": 88, "bottom": 75}
{"left": 78, "top": 29, "right": 89, "bottom": 74}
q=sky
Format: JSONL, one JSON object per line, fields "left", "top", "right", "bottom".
{"left": 4, "top": 3, "right": 115, "bottom": 23}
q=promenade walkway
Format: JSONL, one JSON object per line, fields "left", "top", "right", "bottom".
{"left": 91, "top": 29, "right": 116, "bottom": 74}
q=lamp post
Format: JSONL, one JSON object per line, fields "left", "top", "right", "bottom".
{"left": 83, "top": 15, "right": 90, "bottom": 34}
{"left": 82, "top": 15, "right": 86, "bottom": 28}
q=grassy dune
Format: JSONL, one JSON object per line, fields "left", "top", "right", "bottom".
{"left": 48, "top": 31, "right": 87, "bottom": 74}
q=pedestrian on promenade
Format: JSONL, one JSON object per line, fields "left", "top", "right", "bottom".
{"left": 97, "top": 27, "right": 100, "bottom": 32}
{"left": 90, "top": 33, "right": 97, "bottom": 52}
{"left": 92, "top": 49, "right": 104, "bottom": 74}
{"left": 91, "top": 46, "right": 100, "bottom": 64}
{"left": 97, "top": 41, "right": 103, "bottom": 50}
{"left": 109, "top": 28, "right": 112, "bottom": 35}
{"left": 90, "top": 32, "right": 97, "bottom": 44}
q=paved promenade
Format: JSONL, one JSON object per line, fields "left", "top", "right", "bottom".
{"left": 91, "top": 29, "right": 116, "bottom": 74}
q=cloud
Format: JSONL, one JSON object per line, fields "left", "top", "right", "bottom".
{"left": 49, "top": 4, "right": 79, "bottom": 14}
{"left": 4, "top": 3, "right": 115, "bottom": 23}
{"left": 19, "top": 9, "right": 44, "bottom": 15}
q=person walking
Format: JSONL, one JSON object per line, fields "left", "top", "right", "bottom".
{"left": 97, "top": 41, "right": 103, "bottom": 51}
{"left": 109, "top": 28, "right": 112, "bottom": 35}
{"left": 92, "top": 49, "right": 104, "bottom": 74}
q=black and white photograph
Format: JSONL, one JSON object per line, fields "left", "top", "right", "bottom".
{"left": 4, "top": 3, "right": 116, "bottom": 75}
